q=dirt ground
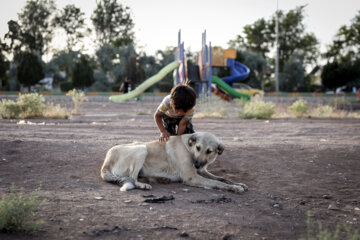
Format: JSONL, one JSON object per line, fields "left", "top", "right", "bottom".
{"left": 0, "top": 100, "right": 359, "bottom": 240}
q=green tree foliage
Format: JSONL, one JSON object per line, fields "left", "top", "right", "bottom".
{"left": 95, "top": 44, "right": 120, "bottom": 73}
{"left": 17, "top": 0, "right": 56, "bottom": 57}
{"left": 153, "top": 47, "right": 176, "bottom": 92}
{"left": 229, "top": 18, "right": 271, "bottom": 58}
{"left": 48, "top": 50, "right": 80, "bottom": 82}
{"left": 323, "top": 11, "right": 360, "bottom": 89}
{"left": 72, "top": 55, "right": 94, "bottom": 89}
{"left": 236, "top": 50, "right": 268, "bottom": 89}
{"left": 269, "top": 6, "right": 319, "bottom": 71}
{"left": 228, "top": 6, "right": 319, "bottom": 92}
{"left": 17, "top": 52, "right": 44, "bottom": 92}
{"left": 0, "top": 40, "right": 9, "bottom": 90}
{"left": 91, "top": 71, "right": 110, "bottom": 92}
{"left": 280, "top": 54, "right": 305, "bottom": 91}
{"left": 4, "top": 20, "right": 34, "bottom": 57}
{"left": 324, "top": 10, "right": 360, "bottom": 61}
{"left": 91, "top": 0, "right": 134, "bottom": 46}
{"left": 53, "top": 4, "right": 89, "bottom": 52}
{"left": 321, "top": 60, "right": 359, "bottom": 91}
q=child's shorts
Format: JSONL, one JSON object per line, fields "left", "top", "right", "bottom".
{"left": 161, "top": 115, "right": 195, "bottom": 136}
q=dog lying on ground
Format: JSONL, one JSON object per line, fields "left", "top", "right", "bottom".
{"left": 101, "top": 132, "right": 248, "bottom": 193}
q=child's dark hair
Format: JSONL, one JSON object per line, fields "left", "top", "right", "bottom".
{"left": 170, "top": 81, "right": 196, "bottom": 112}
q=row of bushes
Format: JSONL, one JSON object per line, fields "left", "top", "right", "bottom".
{"left": 0, "top": 90, "right": 88, "bottom": 119}
{"left": 195, "top": 97, "right": 359, "bottom": 119}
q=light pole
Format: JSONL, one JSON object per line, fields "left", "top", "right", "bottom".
{"left": 275, "top": 0, "right": 279, "bottom": 92}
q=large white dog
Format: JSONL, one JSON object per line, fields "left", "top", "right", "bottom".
{"left": 101, "top": 132, "right": 247, "bottom": 193}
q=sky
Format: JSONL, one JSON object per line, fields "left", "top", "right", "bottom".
{"left": 1, "top": 0, "right": 360, "bottom": 57}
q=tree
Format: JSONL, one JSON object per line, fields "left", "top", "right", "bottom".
{"left": 0, "top": 39, "right": 9, "bottom": 90}
{"left": 280, "top": 54, "right": 305, "bottom": 91}
{"left": 268, "top": 6, "right": 319, "bottom": 72}
{"left": 48, "top": 50, "right": 80, "bottom": 82}
{"left": 229, "top": 18, "right": 271, "bottom": 58}
{"left": 321, "top": 59, "right": 359, "bottom": 91}
{"left": 324, "top": 10, "right": 360, "bottom": 61}
{"left": 322, "top": 11, "right": 360, "bottom": 90}
{"left": 153, "top": 47, "right": 176, "bottom": 91}
{"left": 17, "top": 52, "right": 44, "bottom": 91}
{"left": 91, "top": 0, "right": 134, "bottom": 46}
{"left": 4, "top": 20, "right": 33, "bottom": 57}
{"left": 72, "top": 55, "right": 94, "bottom": 89}
{"left": 17, "top": 0, "right": 56, "bottom": 58}
{"left": 53, "top": 4, "right": 89, "bottom": 52}
{"left": 228, "top": 6, "right": 319, "bottom": 91}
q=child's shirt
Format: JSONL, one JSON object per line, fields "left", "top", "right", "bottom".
{"left": 156, "top": 95, "right": 195, "bottom": 121}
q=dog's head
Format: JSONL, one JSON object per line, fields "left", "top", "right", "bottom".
{"left": 186, "top": 132, "right": 224, "bottom": 169}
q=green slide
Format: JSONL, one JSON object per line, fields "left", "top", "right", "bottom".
{"left": 110, "top": 61, "right": 179, "bottom": 103}
{"left": 211, "top": 76, "right": 250, "bottom": 100}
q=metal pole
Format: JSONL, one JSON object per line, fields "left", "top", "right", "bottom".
{"left": 275, "top": 0, "right": 279, "bottom": 92}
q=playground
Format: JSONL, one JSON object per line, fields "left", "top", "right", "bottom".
{"left": 1, "top": 31, "right": 360, "bottom": 240}
{"left": 0, "top": 100, "right": 360, "bottom": 239}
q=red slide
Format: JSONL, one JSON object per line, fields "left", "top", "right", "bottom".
{"left": 211, "top": 86, "right": 231, "bottom": 102}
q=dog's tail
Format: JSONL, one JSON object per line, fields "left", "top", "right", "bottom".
{"left": 101, "top": 169, "right": 136, "bottom": 191}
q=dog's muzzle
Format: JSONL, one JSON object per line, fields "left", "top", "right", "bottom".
{"left": 193, "top": 159, "right": 206, "bottom": 169}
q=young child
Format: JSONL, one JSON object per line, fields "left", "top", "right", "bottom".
{"left": 154, "top": 82, "right": 197, "bottom": 142}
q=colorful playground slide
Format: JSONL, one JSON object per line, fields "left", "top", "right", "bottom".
{"left": 222, "top": 59, "right": 250, "bottom": 84}
{"left": 109, "top": 61, "right": 179, "bottom": 103}
{"left": 211, "top": 76, "right": 250, "bottom": 100}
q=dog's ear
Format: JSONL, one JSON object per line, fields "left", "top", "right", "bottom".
{"left": 188, "top": 134, "right": 197, "bottom": 147}
{"left": 217, "top": 144, "right": 224, "bottom": 155}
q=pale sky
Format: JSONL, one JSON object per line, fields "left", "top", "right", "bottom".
{"left": 1, "top": 0, "right": 360, "bottom": 57}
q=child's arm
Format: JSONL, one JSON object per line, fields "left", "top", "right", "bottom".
{"left": 177, "top": 118, "right": 188, "bottom": 135}
{"left": 154, "top": 112, "right": 170, "bottom": 142}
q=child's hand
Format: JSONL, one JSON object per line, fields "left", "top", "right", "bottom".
{"left": 159, "top": 131, "right": 170, "bottom": 142}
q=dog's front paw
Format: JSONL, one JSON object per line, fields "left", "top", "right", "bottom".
{"left": 136, "top": 182, "right": 152, "bottom": 190}
{"left": 236, "top": 182, "right": 248, "bottom": 191}
{"left": 229, "top": 184, "right": 247, "bottom": 193}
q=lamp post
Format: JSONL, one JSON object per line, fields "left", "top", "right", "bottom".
{"left": 275, "top": 0, "right": 279, "bottom": 92}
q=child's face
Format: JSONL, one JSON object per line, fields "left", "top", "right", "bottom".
{"left": 172, "top": 106, "right": 185, "bottom": 116}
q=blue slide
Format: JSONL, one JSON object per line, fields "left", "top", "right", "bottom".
{"left": 222, "top": 59, "right": 250, "bottom": 85}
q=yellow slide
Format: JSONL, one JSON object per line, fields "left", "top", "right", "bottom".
{"left": 110, "top": 61, "right": 179, "bottom": 103}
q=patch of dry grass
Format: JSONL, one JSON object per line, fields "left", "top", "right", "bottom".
{"left": 194, "top": 95, "right": 228, "bottom": 119}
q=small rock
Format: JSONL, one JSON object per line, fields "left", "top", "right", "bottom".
{"left": 354, "top": 207, "right": 360, "bottom": 211}
{"left": 124, "top": 200, "right": 132, "bottom": 203}
{"left": 182, "top": 188, "right": 189, "bottom": 192}
{"left": 79, "top": 218, "right": 84, "bottom": 221}
{"left": 322, "top": 195, "right": 332, "bottom": 199}
{"left": 222, "top": 234, "right": 233, "bottom": 240}
{"left": 94, "top": 196, "right": 103, "bottom": 200}
{"left": 179, "top": 231, "right": 189, "bottom": 237}
{"left": 328, "top": 203, "right": 340, "bottom": 211}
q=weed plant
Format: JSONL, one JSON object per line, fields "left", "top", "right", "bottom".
{"left": 288, "top": 99, "right": 309, "bottom": 118}
{"left": 0, "top": 93, "right": 68, "bottom": 119}
{"left": 0, "top": 185, "right": 44, "bottom": 232}
{"left": 194, "top": 95, "right": 228, "bottom": 118}
{"left": 311, "top": 105, "right": 334, "bottom": 118}
{"left": 238, "top": 100, "right": 275, "bottom": 119}
{"left": 66, "top": 89, "right": 88, "bottom": 114}
{"left": 300, "top": 211, "right": 359, "bottom": 240}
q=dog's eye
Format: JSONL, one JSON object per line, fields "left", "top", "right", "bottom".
{"left": 196, "top": 146, "right": 201, "bottom": 151}
{"left": 206, "top": 149, "right": 212, "bottom": 154}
